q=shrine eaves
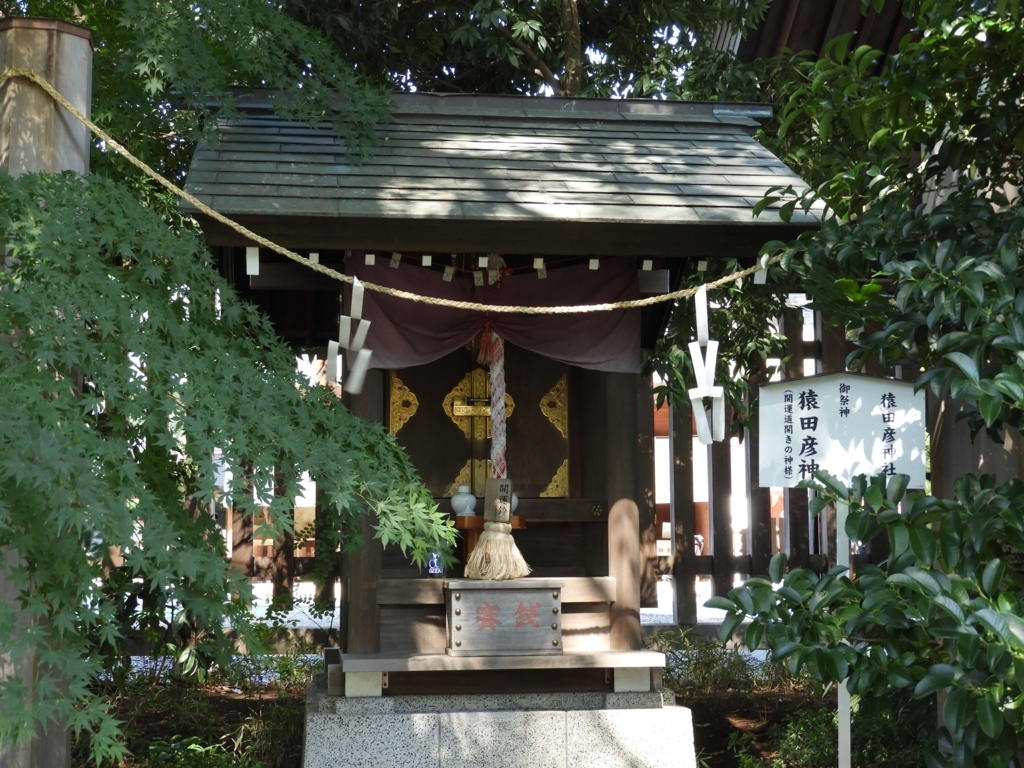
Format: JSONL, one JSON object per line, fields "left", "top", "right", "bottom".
{"left": 181, "top": 92, "right": 823, "bottom": 259}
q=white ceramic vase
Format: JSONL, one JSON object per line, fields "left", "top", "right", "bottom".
{"left": 450, "top": 486, "right": 477, "bottom": 516}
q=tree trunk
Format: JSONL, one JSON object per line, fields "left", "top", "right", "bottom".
{"left": 270, "top": 465, "right": 295, "bottom": 611}
{"left": 561, "top": 0, "right": 583, "bottom": 96}
{"left": 1, "top": 19, "right": 92, "bottom": 768}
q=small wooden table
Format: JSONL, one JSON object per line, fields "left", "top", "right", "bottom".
{"left": 454, "top": 515, "right": 526, "bottom": 557}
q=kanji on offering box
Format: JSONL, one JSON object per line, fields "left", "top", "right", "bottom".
{"left": 444, "top": 579, "right": 564, "bottom": 657}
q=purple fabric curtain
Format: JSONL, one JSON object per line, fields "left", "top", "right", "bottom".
{"left": 344, "top": 257, "right": 641, "bottom": 372}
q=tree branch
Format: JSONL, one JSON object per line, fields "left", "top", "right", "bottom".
{"left": 495, "top": 24, "right": 564, "bottom": 95}
{"left": 561, "top": 0, "right": 583, "bottom": 96}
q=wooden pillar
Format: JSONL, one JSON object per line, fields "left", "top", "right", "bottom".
{"left": 931, "top": 394, "right": 1024, "bottom": 500}
{"left": 819, "top": 315, "right": 849, "bottom": 376}
{"left": 580, "top": 370, "right": 608, "bottom": 577}
{"left": 314, "top": 488, "right": 343, "bottom": 647}
{"left": 670, "top": 401, "right": 697, "bottom": 625}
{"left": 709, "top": 405, "right": 733, "bottom": 596}
{"left": 818, "top": 315, "right": 849, "bottom": 568}
{"left": 783, "top": 310, "right": 810, "bottom": 569}
{"left": 345, "top": 369, "right": 384, "bottom": 654}
{"left": 606, "top": 373, "right": 641, "bottom": 650}
{"left": 230, "top": 507, "right": 254, "bottom": 577}
{"left": 270, "top": 469, "right": 295, "bottom": 609}
{"left": 635, "top": 375, "right": 659, "bottom": 608}
{"left": 1, "top": 19, "right": 92, "bottom": 768}
{"left": 746, "top": 365, "right": 772, "bottom": 579}
{"left": 0, "top": 18, "right": 93, "bottom": 175}
{"left": 270, "top": 532, "right": 295, "bottom": 610}
{"left": 345, "top": 514, "right": 382, "bottom": 654}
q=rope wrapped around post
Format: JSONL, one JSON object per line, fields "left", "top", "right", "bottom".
{"left": 464, "top": 329, "right": 530, "bottom": 580}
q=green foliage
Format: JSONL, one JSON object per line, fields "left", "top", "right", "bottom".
{"left": 146, "top": 736, "right": 251, "bottom": 768}
{"left": 691, "top": 6, "right": 1024, "bottom": 763}
{"left": 0, "top": 0, "right": 391, "bottom": 201}
{"left": 283, "top": 0, "right": 770, "bottom": 97}
{"left": 228, "top": 701, "right": 305, "bottom": 768}
{"left": 737, "top": 2, "right": 1024, "bottom": 439}
{"left": 647, "top": 627, "right": 822, "bottom": 703}
{"left": 645, "top": 258, "right": 792, "bottom": 435}
{"left": 72, "top": 649, "right": 310, "bottom": 767}
{"left": 728, "top": 690, "right": 935, "bottom": 768}
{"left": 647, "top": 627, "right": 755, "bottom": 699}
{"left": 0, "top": 171, "right": 455, "bottom": 762}
{"left": 711, "top": 472, "right": 1024, "bottom": 767}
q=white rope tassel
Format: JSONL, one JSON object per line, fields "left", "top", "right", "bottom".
{"left": 466, "top": 521, "right": 529, "bottom": 581}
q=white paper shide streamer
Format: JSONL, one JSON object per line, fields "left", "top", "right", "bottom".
{"left": 326, "top": 277, "right": 373, "bottom": 394}
{"left": 689, "top": 286, "right": 725, "bottom": 444}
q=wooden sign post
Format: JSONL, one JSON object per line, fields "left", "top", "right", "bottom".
{"left": 484, "top": 477, "right": 513, "bottom": 524}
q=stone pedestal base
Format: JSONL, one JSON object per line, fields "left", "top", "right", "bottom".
{"left": 302, "top": 676, "right": 696, "bottom": 768}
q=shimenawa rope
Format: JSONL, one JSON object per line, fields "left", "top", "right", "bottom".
{"left": 0, "top": 67, "right": 779, "bottom": 315}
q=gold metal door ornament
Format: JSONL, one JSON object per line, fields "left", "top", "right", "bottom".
{"left": 442, "top": 369, "right": 515, "bottom": 440}
{"left": 444, "top": 459, "right": 491, "bottom": 497}
{"left": 540, "top": 459, "right": 569, "bottom": 498}
{"left": 540, "top": 374, "right": 568, "bottom": 438}
{"left": 388, "top": 373, "right": 420, "bottom": 434}
{"left": 444, "top": 461, "right": 473, "bottom": 497}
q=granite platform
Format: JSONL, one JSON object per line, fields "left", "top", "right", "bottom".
{"left": 302, "top": 674, "right": 696, "bottom": 768}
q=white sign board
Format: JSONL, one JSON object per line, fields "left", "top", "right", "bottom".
{"left": 758, "top": 373, "right": 926, "bottom": 489}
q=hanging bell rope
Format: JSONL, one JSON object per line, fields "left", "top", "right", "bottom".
{"left": 464, "top": 328, "right": 531, "bottom": 580}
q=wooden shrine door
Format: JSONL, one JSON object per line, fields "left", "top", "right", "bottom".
{"left": 387, "top": 343, "right": 571, "bottom": 499}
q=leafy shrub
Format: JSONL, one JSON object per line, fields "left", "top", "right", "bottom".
{"left": 728, "top": 691, "right": 935, "bottom": 767}
{"left": 230, "top": 701, "right": 305, "bottom": 768}
{"left": 648, "top": 628, "right": 754, "bottom": 700}
{"left": 712, "top": 472, "right": 1024, "bottom": 767}
{"left": 649, "top": 627, "right": 824, "bottom": 702}
{"left": 146, "top": 737, "right": 250, "bottom": 768}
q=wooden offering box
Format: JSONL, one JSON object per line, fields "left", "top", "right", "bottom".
{"left": 445, "top": 579, "right": 563, "bottom": 657}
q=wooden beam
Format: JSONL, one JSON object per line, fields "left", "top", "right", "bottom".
{"left": 345, "top": 369, "right": 385, "bottom": 654}
{"left": 818, "top": 314, "right": 850, "bottom": 569}
{"left": 670, "top": 401, "right": 697, "bottom": 625}
{"left": 492, "top": 498, "right": 609, "bottom": 523}
{"left": 635, "top": 375, "right": 659, "bottom": 609}
{"left": 346, "top": 513, "right": 383, "bottom": 654}
{"left": 819, "top": 314, "right": 849, "bottom": 375}
{"left": 341, "top": 649, "right": 665, "bottom": 673}
{"left": 709, "top": 407, "right": 734, "bottom": 597}
{"left": 606, "top": 373, "right": 641, "bottom": 650}
{"left": 376, "top": 576, "right": 616, "bottom": 605}
{"left": 192, "top": 211, "right": 815, "bottom": 259}
{"left": 580, "top": 370, "right": 609, "bottom": 578}
{"left": 746, "top": 363, "right": 773, "bottom": 580}
{"left": 249, "top": 262, "right": 346, "bottom": 291}
{"left": 315, "top": 485, "right": 342, "bottom": 648}
{"left": 230, "top": 506, "right": 254, "bottom": 578}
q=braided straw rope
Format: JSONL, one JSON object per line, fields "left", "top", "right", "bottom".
{"left": 0, "top": 67, "right": 781, "bottom": 315}
{"left": 487, "top": 332, "right": 507, "bottom": 480}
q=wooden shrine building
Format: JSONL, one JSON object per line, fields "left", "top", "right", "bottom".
{"left": 182, "top": 92, "right": 819, "bottom": 697}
